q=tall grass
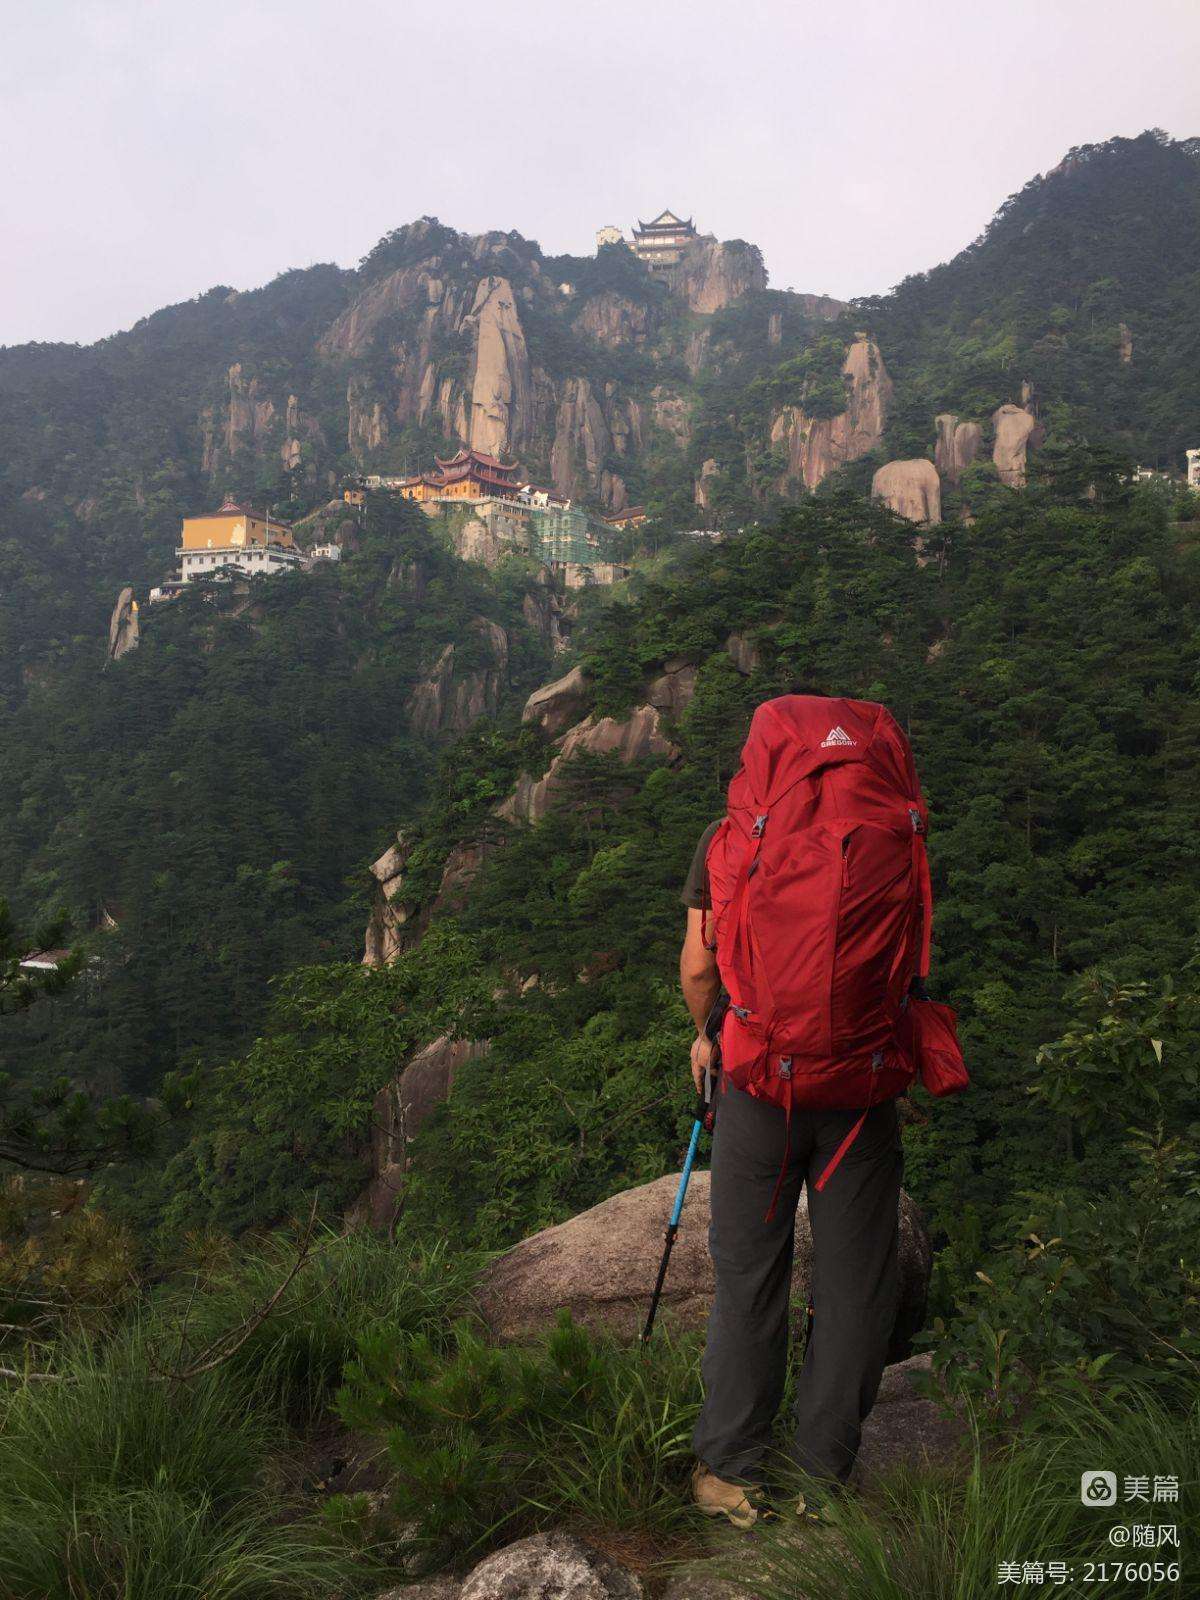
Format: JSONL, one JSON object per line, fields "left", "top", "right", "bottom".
{"left": 145, "top": 1226, "right": 485, "bottom": 1417}
{"left": 0, "top": 1230, "right": 478, "bottom": 1600}
{"left": 732, "top": 1384, "right": 1197, "bottom": 1600}
{"left": 0, "top": 1324, "right": 370, "bottom": 1599}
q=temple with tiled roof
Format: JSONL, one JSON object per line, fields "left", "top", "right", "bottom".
{"left": 631, "top": 210, "right": 697, "bottom": 271}
{"left": 395, "top": 447, "right": 524, "bottom": 503}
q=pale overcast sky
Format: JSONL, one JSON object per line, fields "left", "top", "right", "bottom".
{"left": 3, "top": 0, "right": 1197, "bottom": 347}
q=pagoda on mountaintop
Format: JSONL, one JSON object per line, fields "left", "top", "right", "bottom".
{"left": 631, "top": 210, "right": 697, "bottom": 271}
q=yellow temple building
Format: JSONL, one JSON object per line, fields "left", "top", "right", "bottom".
{"left": 394, "top": 448, "right": 524, "bottom": 503}
{"left": 177, "top": 498, "right": 301, "bottom": 583}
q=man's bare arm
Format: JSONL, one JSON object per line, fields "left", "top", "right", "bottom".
{"left": 680, "top": 907, "right": 721, "bottom": 1090}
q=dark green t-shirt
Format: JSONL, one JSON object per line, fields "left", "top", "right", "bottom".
{"left": 680, "top": 820, "right": 721, "bottom": 910}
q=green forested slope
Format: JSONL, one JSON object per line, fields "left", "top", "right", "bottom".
{"left": 125, "top": 469, "right": 1200, "bottom": 1261}
{"left": 0, "top": 496, "right": 553, "bottom": 1100}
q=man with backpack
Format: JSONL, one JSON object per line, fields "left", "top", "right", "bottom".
{"left": 679, "top": 693, "right": 943, "bottom": 1528}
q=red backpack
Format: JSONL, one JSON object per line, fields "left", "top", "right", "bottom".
{"left": 705, "top": 694, "right": 965, "bottom": 1205}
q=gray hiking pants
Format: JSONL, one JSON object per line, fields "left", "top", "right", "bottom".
{"left": 692, "top": 1082, "right": 903, "bottom": 1486}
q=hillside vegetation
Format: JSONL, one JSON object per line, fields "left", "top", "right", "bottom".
{"left": 2, "top": 130, "right": 1199, "bottom": 1598}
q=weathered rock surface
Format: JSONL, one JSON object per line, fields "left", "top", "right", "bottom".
{"left": 522, "top": 575, "right": 569, "bottom": 654}
{"left": 363, "top": 833, "right": 415, "bottom": 967}
{"left": 725, "top": 633, "right": 761, "bottom": 675}
{"left": 476, "top": 1168, "right": 931, "bottom": 1364}
{"left": 106, "top": 587, "right": 139, "bottom": 662}
{"left": 650, "top": 385, "right": 691, "bottom": 450}
{"left": 695, "top": 457, "right": 720, "bottom": 509}
{"left": 770, "top": 337, "right": 892, "bottom": 492}
{"left": 497, "top": 707, "right": 672, "bottom": 825}
{"left": 992, "top": 403, "right": 1037, "bottom": 486}
{"left": 550, "top": 378, "right": 613, "bottom": 503}
{"left": 575, "top": 290, "right": 655, "bottom": 347}
{"left": 468, "top": 276, "right": 533, "bottom": 458}
{"left": 857, "top": 1351, "right": 964, "bottom": 1478}
{"left": 933, "top": 414, "right": 983, "bottom": 483}
{"left": 459, "top": 1532, "right": 642, "bottom": 1600}
{"left": 1118, "top": 321, "right": 1133, "bottom": 363}
{"left": 347, "top": 377, "right": 389, "bottom": 454}
{"left": 349, "top": 1035, "right": 491, "bottom": 1228}
{"left": 408, "top": 619, "right": 509, "bottom": 738}
{"left": 647, "top": 661, "right": 697, "bottom": 720}
{"left": 670, "top": 237, "right": 767, "bottom": 315}
{"left": 522, "top": 665, "right": 591, "bottom": 738}
{"left": 871, "top": 458, "right": 942, "bottom": 524}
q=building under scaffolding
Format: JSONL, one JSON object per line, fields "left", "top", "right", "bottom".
{"left": 529, "top": 505, "right": 626, "bottom": 587}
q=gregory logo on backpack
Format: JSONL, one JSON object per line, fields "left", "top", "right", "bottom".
{"left": 820, "top": 725, "right": 855, "bottom": 747}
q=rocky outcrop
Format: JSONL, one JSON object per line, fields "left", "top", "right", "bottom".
{"left": 1118, "top": 321, "right": 1133, "bottom": 363}
{"left": 650, "top": 386, "right": 690, "bottom": 450}
{"left": 694, "top": 457, "right": 720, "bottom": 509}
{"left": 363, "top": 833, "right": 416, "bottom": 967}
{"left": 460, "top": 1533, "right": 642, "bottom": 1600}
{"left": 468, "top": 276, "right": 533, "bottom": 458}
{"left": 350, "top": 1035, "right": 491, "bottom": 1228}
{"left": 550, "top": 379, "right": 611, "bottom": 502}
{"left": 670, "top": 238, "right": 767, "bottom": 314}
{"left": 871, "top": 458, "right": 942, "bottom": 524}
{"left": 647, "top": 661, "right": 697, "bottom": 720}
{"left": 933, "top": 414, "right": 983, "bottom": 483}
{"left": 770, "top": 336, "right": 892, "bottom": 492}
{"left": 347, "top": 378, "right": 388, "bottom": 455}
{"left": 317, "top": 229, "right": 451, "bottom": 358}
{"left": 407, "top": 619, "right": 509, "bottom": 739}
{"left": 477, "top": 1168, "right": 931, "bottom": 1363}
{"left": 725, "top": 632, "right": 760, "bottom": 675}
{"left": 992, "top": 403, "right": 1037, "bottom": 486}
{"left": 522, "top": 665, "right": 591, "bottom": 738}
{"left": 202, "top": 363, "right": 277, "bottom": 471}
{"left": 106, "top": 588, "right": 139, "bottom": 663}
{"left": 497, "top": 707, "right": 672, "bottom": 826}
{"left": 575, "top": 291, "right": 655, "bottom": 347}
{"left": 521, "top": 575, "right": 569, "bottom": 654}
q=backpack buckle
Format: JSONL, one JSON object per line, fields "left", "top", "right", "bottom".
{"left": 778, "top": 1055, "right": 793, "bottom": 1080}
{"left": 908, "top": 807, "right": 925, "bottom": 835}
{"left": 732, "top": 1004, "right": 751, "bottom": 1019}
{"left": 751, "top": 813, "right": 768, "bottom": 837}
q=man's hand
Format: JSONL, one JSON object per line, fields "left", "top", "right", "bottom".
{"left": 690, "top": 1031, "right": 715, "bottom": 1095}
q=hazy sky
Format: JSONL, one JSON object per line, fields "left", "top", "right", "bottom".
{"left": 3, "top": 0, "right": 1197, "bottom": 347}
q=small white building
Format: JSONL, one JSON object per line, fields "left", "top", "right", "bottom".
{"left": 310, "top": 543, "right": 342, "bottom": 562}
{"left": 1187, "top": 448, "right": 1200, "bottom": 491}
{"left": 595, "top": 224, "right": 624, "bottom": 250}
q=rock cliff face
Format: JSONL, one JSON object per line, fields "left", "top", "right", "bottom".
{"left": 521, "top": 665, "right": 591, "bottom": 738}
{"left": 498, "top": 706, "right": 672, "bottom": 825}
{"left": 348, "top": 1034, "right": 491, "bottom": 1228}
{"left": 363, "top": 833, "right": 415, "bottom": 967}
{"left": 106, "top": 588, "right": 139, "bottom": 662}
{"left": 670, "top": 237, "right": 767, "bottom": 314}
{"left": 407, "top": 618, "right": 509, "bottom": 739}
{"left": 872, "top": 458, "right": 942, "bottom": 524}
{"left": 933, "top": 414, "right": 983, "bottom": 483}
{"left": 189, "top": 216, "right": 859, "bottom": 517}
{"left": 992, "top": 403, "right": 1037, "bottom": 486}
{"left": 574, "top": 290, "right": 655, "bottom": 347}
{"left": 467, "top": 276, "right": 533, "bottom": 457}
{"left": 770, "top": 337, "right": 892, "bottom": 491}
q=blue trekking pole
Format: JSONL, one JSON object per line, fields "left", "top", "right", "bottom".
{"left": 641, "top": 1001, "right": 725, "bottom": 1344}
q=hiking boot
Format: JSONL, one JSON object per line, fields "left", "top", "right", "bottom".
{"left": 691, "top": 1461, "right": 770, "bottom": 1529}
